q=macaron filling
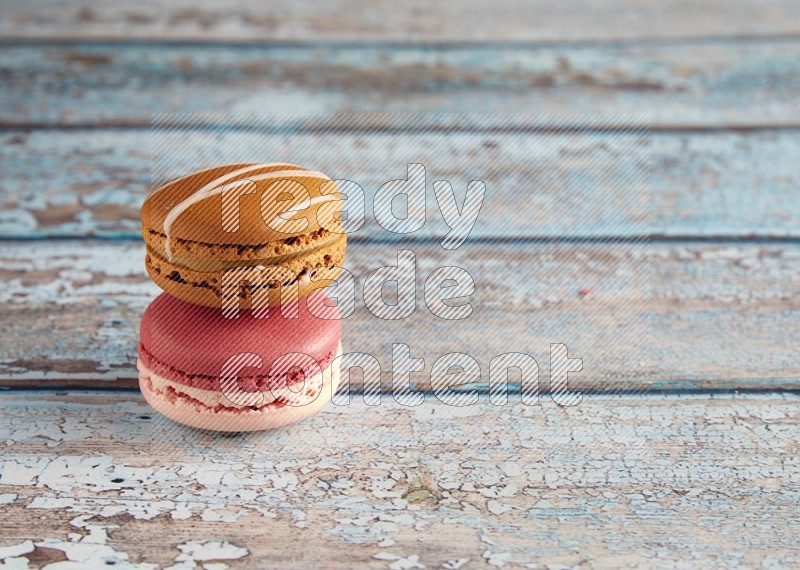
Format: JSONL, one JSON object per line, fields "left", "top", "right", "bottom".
{"left": 137, "top": 341, "right": 341, "bottom": 412}
{"left": 142, "top": 225, "right": 339, "bottom": 263}
{"left": 137, "top": 341, "right": 339, "bottom": 393}
{"left": 144, "top": 239, "right": 345, "bottom": 300}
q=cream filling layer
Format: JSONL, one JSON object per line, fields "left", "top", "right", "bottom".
{"left": 137, "top": 342, "right": 341, "bottom": 410}
{"left": 148, "top": 232, "right": 343, "bottom": 273}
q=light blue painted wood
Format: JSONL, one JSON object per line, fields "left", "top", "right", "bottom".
{"left": 0, "top": 391, "right": 797, "bottom": 566}
{"left": 0, "top": 41, "right": 799, "bottom": 128}
{"left": 3, "top": 0, "right": 799, "bottom": 42}
{"left": 1, "top": 129, "right": 798, "bottom": 239}
{"left": 0, "top": 241, "right": 797, "bottom": 390}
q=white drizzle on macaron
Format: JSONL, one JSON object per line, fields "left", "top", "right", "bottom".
{"left": 158, "top": 163, "right": 339, "bottom": 261}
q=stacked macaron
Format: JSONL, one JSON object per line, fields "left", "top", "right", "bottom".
{"left": 137, "top": 163, "right": 346, "bottom": 431}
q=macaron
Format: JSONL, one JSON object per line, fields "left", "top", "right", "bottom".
{"left": 141, "top": 163, "right": 347, "bottom": 309}
{"left": 137, "top": 291, "right": 342, "bottom": 431}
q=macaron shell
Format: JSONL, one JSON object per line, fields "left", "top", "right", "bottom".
{"left": 142, "top": 165, "right": 344, "bottom": 247}
{"left": 143, "top": 162, "right": 304, "bottom": 234}
{"left": 139, "top": 291, "right": 342, "bottom": 385}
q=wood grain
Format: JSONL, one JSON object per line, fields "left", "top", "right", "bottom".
{"left": 2, "top": 41, "right": 800, "bottom": 128}
{"left": 1, "top": 240, "right": 798, "bottom": 391}
{"left": 2, "top": 129, "right": 799, "bottom": 239}
{"left": 0, "top": 391, "right": 797, "bottom": 568}
{"left": 2, "top": 0, "right": 798, "bottom": 558}
{"left": 1, "top": 0, "right": 799, "bottom": 42}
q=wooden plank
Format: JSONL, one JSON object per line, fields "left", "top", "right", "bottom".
{"left": 2, "top": 129, "right": 799, "bottom": 239}
{"left": 1, "top": 0, "right": 799, "bottom": 42}
{"left": 1, "top": 241, "right": 798, "bottom": 391}
{"left": 1, "top": 41, "right": 800, "bottom": 128}
{"left": 0, "top": 392, "right": 798, "bottom": 568}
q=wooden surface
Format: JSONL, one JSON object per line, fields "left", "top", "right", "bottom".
{"left": 2, "top": 41, "right": 800, "bottom": 129}
{"left": 2, "top": 0, "right": 799, "bottom": 42}
{"left": 1, "top": 241, "right": 799, "bottom": 392}
{"left": 0, "top": 393, "right": 798, "bottom": 568}
{"left": 1, "top": 0, "right": 799, "bottom": 567}
{"left": 2, "top": 129, "right": 799, "bottom": 239}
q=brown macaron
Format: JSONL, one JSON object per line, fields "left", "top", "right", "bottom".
{"left": 141, "top": 163, "right": 347, "bottom": 309}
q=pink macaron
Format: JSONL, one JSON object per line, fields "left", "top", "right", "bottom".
{"left": 137, "top": 291, "right": 342, "bottom": 431}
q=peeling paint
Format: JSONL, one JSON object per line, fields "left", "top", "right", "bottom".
{"left": 2, "top": 241, "right": 799, "bottom": 392}
{"left": 0, "top": 393, "right": 798, "bottom": 567}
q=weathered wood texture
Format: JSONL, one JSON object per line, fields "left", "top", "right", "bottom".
{"left": 2, "top": 41, "right": 800, "bottom": 128}
{"left": 1, "top": 241, "right": 798, "bottom": 390}
{"left": 2, "top": 129, "right": 799, "bottom": 239}
{"left": 1, "top": 2, "right": 798, "bottom": 565}
{"left": 2, "top": 0, "right": 799, "bottom": 42}
{"left": 0, "top": 392, "right": 798, "bottom": 568}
